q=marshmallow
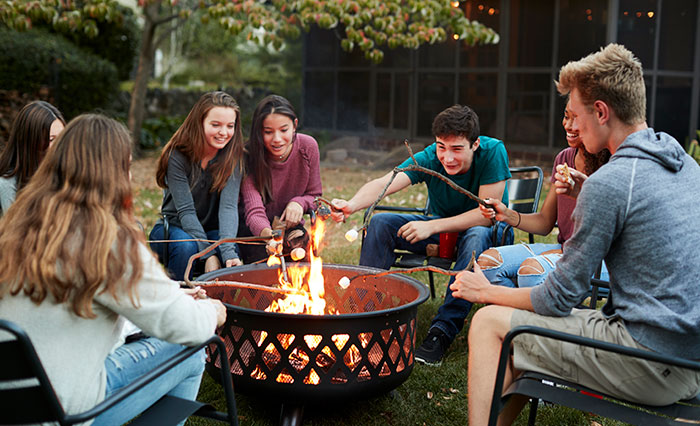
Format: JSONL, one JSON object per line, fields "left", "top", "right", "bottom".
{"left": 338, "top": 276, "right": 350, "bottom": 289}
{"left": 345, "top": 229, "right": 359, "bottom": 242}
{"left": 291, "top": 247, "right": 306, "bottom": 261}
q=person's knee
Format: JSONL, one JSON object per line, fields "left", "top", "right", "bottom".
{"left": 469, "top": 306, "right": 513, "bottom": 342}
{"left": 518, "top": 257, "right": 544, "bottom": 276}
{"left": 477, "top": 249, "right": 503, "bottom": 270}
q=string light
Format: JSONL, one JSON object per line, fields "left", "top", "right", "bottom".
{"left": 450, "top": 0, "right": 460, "bottom": 8}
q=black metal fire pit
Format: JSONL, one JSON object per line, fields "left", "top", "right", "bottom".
{"left": 199, "top": 262, "right": 429, "bottom": 424}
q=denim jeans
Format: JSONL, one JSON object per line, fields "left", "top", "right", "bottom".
{"left": 480, "top": 242, "right": 610, "bottom": 290}
{"left": 93, "top": 337, "right": 205, "bottom": 426}
{"left": 359, "top": 213, "right": 513, "bottom": 342}
{"left": 149, "top": 224, "right": 220, "bottom": 281}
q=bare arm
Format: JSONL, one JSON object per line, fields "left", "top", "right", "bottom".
{"left": 450, "top": 263, "right": 534, "bottom": 311}
{"left": 330, "top": 171, "right": 412, "bottom": 221}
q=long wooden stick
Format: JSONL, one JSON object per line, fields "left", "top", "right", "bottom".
{"left": 346, "top": 251, "right": 476, "bottom": 283}
{"left": 181, "top": 279, "right": 304, "bottom": 296}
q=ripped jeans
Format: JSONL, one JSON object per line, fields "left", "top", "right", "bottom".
{"left": 479, "top": 243, "right": 609, "bottom": 288}
{"left": 93, "top": 337, "right": 205, "bottom": 426}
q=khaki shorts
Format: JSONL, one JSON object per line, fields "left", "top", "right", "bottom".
{"left": 510, "top": 308, "right": 700, "bottom": 406}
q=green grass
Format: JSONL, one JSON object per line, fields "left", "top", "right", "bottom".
{"left": 132, "top": 160, "right": 621, "bottom": 425}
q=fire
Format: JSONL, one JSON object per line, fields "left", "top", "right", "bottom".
{"left": 265, "top": 220, "right": 335, "bottom": 316}
{"left": 258, "top": 220, "right": 372, "bottom": 385}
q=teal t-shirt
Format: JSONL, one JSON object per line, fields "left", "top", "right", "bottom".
{"left": 399, "top": 136, "right": 510, "bottom": 218}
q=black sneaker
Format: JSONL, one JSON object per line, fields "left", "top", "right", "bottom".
{"left": 414, "top": 328, "right": 450, "bottom": 366}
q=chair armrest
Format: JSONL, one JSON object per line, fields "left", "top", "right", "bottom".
{"left": 65, "top": 335, "right": 237, "bottom": 425}
{"left": 489, "top": 325, "right": 700, "bottom": 425}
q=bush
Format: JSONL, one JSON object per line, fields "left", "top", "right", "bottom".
{"left": 0, "top": 28, "right": 119, "bottom": 119}
{"left": 139, "top": 115, "right": 186, "bottom": 150}
{"left": 55, "top": 4, "right": 140, "bottom": 81}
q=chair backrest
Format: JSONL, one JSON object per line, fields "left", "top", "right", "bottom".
{"left": 0, "top": 319, "right": 66, "bottom": 425}
{"left": 506, "top": 166, "right": 543, "bottom": 215}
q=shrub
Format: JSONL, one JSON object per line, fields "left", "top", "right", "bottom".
{"left": 0, "top": 28, "right": 119, "bottom": 119}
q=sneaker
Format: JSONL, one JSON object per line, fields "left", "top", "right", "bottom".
{"left": 414, "top": 328, "right": 450, "bottom": 366}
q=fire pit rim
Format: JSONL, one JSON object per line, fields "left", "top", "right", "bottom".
{"left": 197, "top": 262, "right": 430, "bottom": 319}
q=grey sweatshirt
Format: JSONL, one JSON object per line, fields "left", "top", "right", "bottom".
{"left": 531, "top": 128, "right": 700, "bottom": 359}
{"left": 159, "top": 149, "right": 241, "bottom": 262}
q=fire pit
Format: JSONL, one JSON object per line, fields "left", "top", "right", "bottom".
{"left": 199, "top": 262, "right": 429, "bottom": 423}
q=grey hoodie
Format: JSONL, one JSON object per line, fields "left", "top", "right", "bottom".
{"left": 531, "top": 128, "right": 700, "bottom": 359}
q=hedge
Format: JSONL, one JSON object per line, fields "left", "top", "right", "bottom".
{"left": 0, "top": 28, "right": 119, "bottom": 119}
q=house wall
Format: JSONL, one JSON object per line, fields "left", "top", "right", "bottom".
{"left": 301, "top": 0, "right": 700, "bottom": 156}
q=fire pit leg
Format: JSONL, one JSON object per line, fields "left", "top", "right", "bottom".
{"left": 279, "top": 403, "right": 304, "bottom": 426}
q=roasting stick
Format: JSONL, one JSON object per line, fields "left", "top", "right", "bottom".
{"left": 179, "top": 234, "right": 302, "bottom": 295}
{"left": 341, "top": 251, "right": 476, "bottom": 285}
{"left": 181, "top": 279, "right": 304, "bottom": 296}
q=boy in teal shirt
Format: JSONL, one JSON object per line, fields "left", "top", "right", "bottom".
{"left": 331, "top": 105, "right": 511, "bottom": 365}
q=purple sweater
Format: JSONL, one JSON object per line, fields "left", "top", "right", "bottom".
{"left": 242, "top": 133, "right": 323, "bottom": 236}
{"left": 552, "top": 147, "right": 578, "bottom": 244}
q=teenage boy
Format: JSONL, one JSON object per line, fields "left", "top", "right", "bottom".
{"left": 452, "top": 44, "right": 700, "bottom": 425}
{"left": 331, "top": 104, "right": 512, "bottom": 366}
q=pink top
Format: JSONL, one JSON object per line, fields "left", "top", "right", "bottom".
{"left": 241, "top": 133, "right": 323, "bottom": 236}
{"left": 552, "top": 147, "right": 578, "bottom": 244}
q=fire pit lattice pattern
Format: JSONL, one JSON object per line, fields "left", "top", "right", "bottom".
{"left": 202, "top": 264, "right": 429, "bottom": 403}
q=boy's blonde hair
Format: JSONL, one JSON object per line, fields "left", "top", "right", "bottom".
{"left": 556, "top": 44, "right": 646, "bottom": 125}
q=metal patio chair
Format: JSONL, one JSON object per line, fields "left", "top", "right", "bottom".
{"left": 488, "top": 324, "right": 700, "bottom": 425}
{"left": 0, "top": 319, "right": 239, "bottom": 426}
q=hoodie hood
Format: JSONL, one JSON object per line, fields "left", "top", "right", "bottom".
{"left": 613, "top": 128, "right": 685, "bottom": 172}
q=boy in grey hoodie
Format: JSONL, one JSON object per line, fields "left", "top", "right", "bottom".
{"left": 451, "top": 43, "right": 700, "bottom": 425}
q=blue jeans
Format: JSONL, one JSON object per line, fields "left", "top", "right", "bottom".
{"left": 149, "top": 224, "right": 220, "bottom": 281}
{"left": 480, "top": 242, "right": 609, "bottom": 290}
{"left": 359, "top": 213, "right": 513, "bottom": 342}
{"left": 94, "top": 337, "right": 205, "bottom": 426}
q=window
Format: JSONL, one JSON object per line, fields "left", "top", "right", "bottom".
{"left": 658, "top": 1, "right": 697, "bottom": 71}
{"left": 509, "top": 0, "right": 555, "bottom": 67}
{"left": 394, "top": 73, "right": 411, "bottom": 130}
{"left": 461, "top": 0, "right": 501, "bottom": 68}
{"left": 337, "top": 72, "right": 370, "bottom": 131}
{"left": 418, "top": 38, "right": 457, "bottom": 68}
{"left": 558, "top": 0, "right": 608, "bottom": 66}
{"left": 304, "top": 72, "right": 335, "bottom": 128}
{"left": 375, "top": 73, "right": 391, "bottom": 128}
{"left": 416, "top": 73, "right": 455, "bottom": 137}
{"left": 459, "top": 73, "right": 498, "bottom": 136}
{"left": 618, "top": 0, "right": 657, "bottom": 68}
{"left": 505, "top": 73, "right": 551, "bottom": 145}
{"left": 305, "top": 27, "right": 337, "bottom": 68}
{"left": 654, "top": 77, "right": 692, "bottom": 142}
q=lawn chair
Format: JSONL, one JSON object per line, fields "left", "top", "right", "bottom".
{"left": 0, "top": 319, "right": 238, "bottom": 426}
{"left": 488, "top": 324, "right": 700, "bottom": 426}
{"left": 362, "top": 166, "right": 543, "bottom": 298}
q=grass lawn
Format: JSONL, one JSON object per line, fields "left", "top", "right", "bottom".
{"left": 132, "top": 154, "right": 623, "bottom": 425}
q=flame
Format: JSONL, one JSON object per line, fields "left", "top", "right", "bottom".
{"left": 258, "top": 220, "right": 375, "bottom": 385}
{"left": 265, "top": 220, "right": 334, "bottom": 316}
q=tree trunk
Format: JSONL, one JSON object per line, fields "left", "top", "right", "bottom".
{"left": 127, "top": 2, "right": 159, "bottom": 158}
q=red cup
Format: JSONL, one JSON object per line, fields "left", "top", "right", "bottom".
{"left": 438, "top": 232, "right": 459, "bottom": 258}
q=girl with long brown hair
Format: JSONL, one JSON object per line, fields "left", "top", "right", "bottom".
{"left": 0, "top": 114, "right": 226, "bottom": 425}
{"left": 0, "top": 100, "right": 65, "bottom": 214}
{"left": 150, "top": 91, "right": 245, "bottom": 280}
{"left": 239, "top": 94, "right": 322, "bottom": 263}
